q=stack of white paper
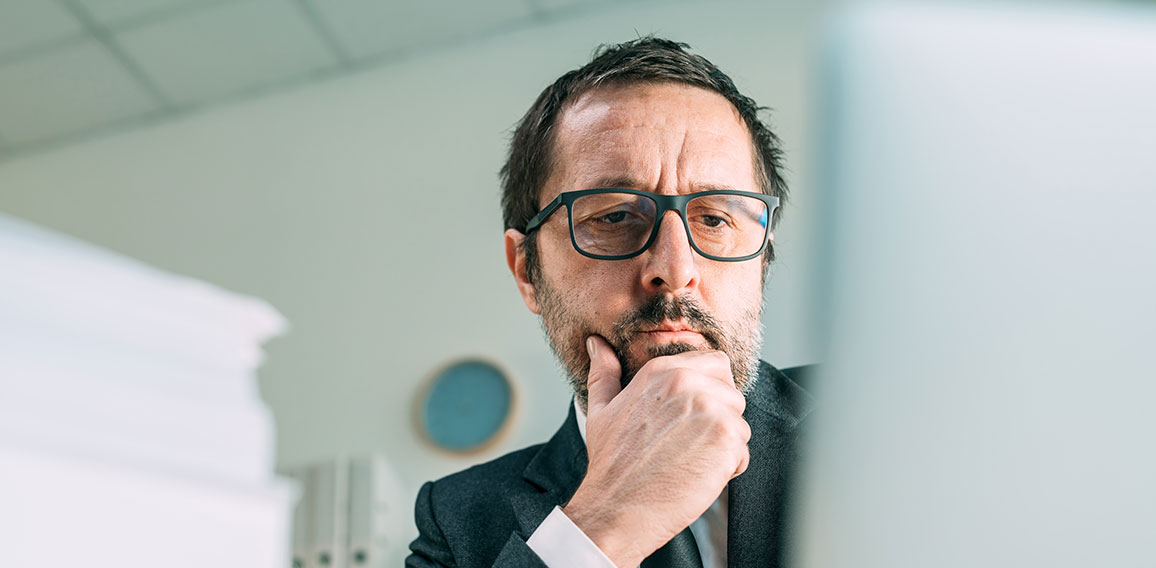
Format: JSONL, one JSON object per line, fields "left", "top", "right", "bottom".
{"left": 0, "top": 212, "right": 296, "bottom": 568}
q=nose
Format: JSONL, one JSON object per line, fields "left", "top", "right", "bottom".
{"left": 640, "top": 211, "right": 700, "bottom": 294}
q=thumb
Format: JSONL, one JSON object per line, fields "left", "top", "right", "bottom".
{"left": 585, "top": 335, "right": 622, "bottom": 416}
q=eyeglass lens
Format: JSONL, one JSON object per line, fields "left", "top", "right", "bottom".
{"left": 570, "top": 192, "right": 769, "bottom": 258}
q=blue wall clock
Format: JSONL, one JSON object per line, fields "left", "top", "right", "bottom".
{"left": 418, "top": 359, "right": 514, "bottom": 453}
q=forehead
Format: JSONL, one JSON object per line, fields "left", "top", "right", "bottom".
{"left": 544, "top": 82, "right": 758, "bottom": 203}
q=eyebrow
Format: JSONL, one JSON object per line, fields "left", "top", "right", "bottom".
{"left": 691, "top": 182, "right": 743, "bottom": 192}
{"left": 588, "top": 176, "right": 645, "bottom": 190}
{"left": 586, "top": 176, "right": 742, "bottom": 192}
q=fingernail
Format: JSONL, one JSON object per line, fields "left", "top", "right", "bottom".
{"left": 586, "top": 336, "right": 596, "bottom": 357}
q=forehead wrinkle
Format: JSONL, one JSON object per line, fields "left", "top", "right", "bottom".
{"left": 564, "top": 132, "right": 662, "bottom": 192}
{"left": 675, "top": 125, "right": 691, "bottom": 191}
{"left": 662, "top": 93, "right": 752, "bottom": 194}
{"left": 550, "top": 83, "right": 756, "bottom": 200}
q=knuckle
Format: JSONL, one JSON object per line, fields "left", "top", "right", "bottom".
{"left": 729, "top": 389, "right": 747, "bottom": 412}
{"left": 710, "top": 416, "right": 734, "bottom": 439}
{"left": 735, "top": 449, "right": 751, "bottom": 475}
{"left": 665, "top": 368, "right": 697, "bottom": 394}
{"left": 637, "top": 356, "right": 664, "bottom": 375}
{"left": 708, "top": 352, "right": 733, "bottom": 381}
{"left": 714, "top": 417, "right": 751, "bottom": 445}
{"left": 689, "top": 393, "right": 714, "bottom": 414}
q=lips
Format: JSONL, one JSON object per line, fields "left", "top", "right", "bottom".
{"left": 639, "top": 320, "right": 698, "bottom": 334}
{"left": 607, "top": 295, "right": 724, "bottom": 357}
{"left": 638, "top": 319, "right": 688, "bottom": 333}
{"left": 638, "top": 320, "right": 705, "bottom": 342}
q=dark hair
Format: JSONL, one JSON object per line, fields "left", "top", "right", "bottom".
{"left": 500, "top": 37, "right": 788, "bottom": 281}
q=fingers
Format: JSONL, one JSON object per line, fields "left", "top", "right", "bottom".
{"left": 586, "top": 335, "right": 623, "bottom": 415}
{"left": 635, "top": 350, "right": 746, "bottom": 415}
{"left": 731, "top": 450, "right": 751, "bottom": 479}
{"left": 639, "top": 349, "right": 736, "bottom": 389}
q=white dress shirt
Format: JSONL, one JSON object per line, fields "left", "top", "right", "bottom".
{"left": 526, "top": 400, "right": 727, "bottom": 567}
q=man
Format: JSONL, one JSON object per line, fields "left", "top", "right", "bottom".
{"left": 407, "top": 37, "right": 813, "bottom": 567}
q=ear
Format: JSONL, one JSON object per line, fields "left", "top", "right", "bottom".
{"left": 768, "top": 231, "right": 774, "bottom": 245}
{"left": 505, "top": 228, "right": 540, "bottom": 314}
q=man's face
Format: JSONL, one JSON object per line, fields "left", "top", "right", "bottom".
{"left": 505, "top": 82, "right": 769, "bottom": 411}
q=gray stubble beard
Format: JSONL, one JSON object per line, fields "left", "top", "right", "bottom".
{"left": 534, "top": 272, "right": 765, "bottom": 414}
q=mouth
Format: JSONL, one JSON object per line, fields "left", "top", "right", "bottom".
{"left": 637, "top": 320, "right": 706, "bottom": 343}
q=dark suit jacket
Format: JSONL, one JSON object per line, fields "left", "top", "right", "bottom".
{"left": 406, "top": 361, "right": 814, "bottom": 567}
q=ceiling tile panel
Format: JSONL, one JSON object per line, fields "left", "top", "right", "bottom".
{"left": 531, "top": 0, "right": 598, "bottom": 13}
{"left": 0, "top": 40, "right": 159, "bottom": 145}
{"left": 74, "top": 0, "right": 210, "bottom": 27}
{"left": 0, "top": 0, "right": 84, "bottom": 57}
{"left": 307, "top": 0, "right": 535, "bottom": 60}
{"left": 114, "top": 0, "right": 337, "bottom": 105}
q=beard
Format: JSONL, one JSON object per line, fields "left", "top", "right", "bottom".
{"left": 534, "top": 274, "right": 765, "bottom": 413}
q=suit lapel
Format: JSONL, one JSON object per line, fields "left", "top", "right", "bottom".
{"left": 727, "top": 362, "right": 815, "bottom": 568}
{"left": 513, "top": 403, "right": 589, "bottom": 537}
{"left": 506, "top": 365, "right": 813, "bottom": 565}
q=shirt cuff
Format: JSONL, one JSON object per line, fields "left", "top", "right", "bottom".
{"left": 526, "top": 506, "right": 616, "bottom": 568}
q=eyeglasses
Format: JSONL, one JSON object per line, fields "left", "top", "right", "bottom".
{"left": 523, "top": 188, "right": 779, "bottom": 261}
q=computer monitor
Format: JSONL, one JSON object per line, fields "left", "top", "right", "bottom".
{"left": 796, "top": 3, "right": 1156, "bottom": 566}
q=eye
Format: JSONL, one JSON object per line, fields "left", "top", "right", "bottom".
{"left": 700, "top": 215, "right": 726, "bottom": 228}
{"left": 599, "top": 210, "right": 630, "bottom": 223}
{"left": 691, "top": 211, "right": 734, "bottom": 230}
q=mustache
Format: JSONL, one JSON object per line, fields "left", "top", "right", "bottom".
{"left": 608, "top": 294, "right": 724, "bottom": 351}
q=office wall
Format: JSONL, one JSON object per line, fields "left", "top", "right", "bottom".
{"left": 0, "top": 0, "right": 827, "bottom": 547}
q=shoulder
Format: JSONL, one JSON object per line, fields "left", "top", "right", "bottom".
{"left": 410, "top": 443, "right": 552, "bottom": 566}
{"left": 425, "top": 443, "right": 544, "bottom": 508}
{"left": 411, "top": 444, "right": 557, "bottom": 566}
{"left": 420, "top": 403, "right": 584, "bottom": 522}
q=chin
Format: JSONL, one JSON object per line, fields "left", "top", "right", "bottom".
{"left": 623, "top": 338, "right": 698, "bottom": 363}
{"left": 646, "top": 341, "right": 703, "bottom": 358}
{"left": 618, "top": 340, "right": 705, "bottom": 385}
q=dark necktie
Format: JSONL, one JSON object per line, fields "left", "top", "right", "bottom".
{"left": 641, "top": 527, "right": 704, "bottom": 568}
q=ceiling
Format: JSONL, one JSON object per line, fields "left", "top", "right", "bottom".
{"left": 0, "top": 0, "right": 618, "bottom": 161}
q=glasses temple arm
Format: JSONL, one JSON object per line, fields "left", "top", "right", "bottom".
{"left": 523, "top": 195, "right": 565, "bottom": 232}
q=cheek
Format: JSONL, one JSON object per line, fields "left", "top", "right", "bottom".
{"left": 538, "top": 245, "right": 638, "bottom": 323}
{"left": 566, "top": 266, "right": 636, "bottom": 323}
{"left": 702, "top": 263, "right": 765, "bottom": 316}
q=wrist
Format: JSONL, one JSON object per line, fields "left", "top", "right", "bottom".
{"left": 562, "top": 493, "right": 644, "bottom": 567}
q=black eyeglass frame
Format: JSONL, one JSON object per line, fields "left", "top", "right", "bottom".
{"left": 523, "top": 188, "right": 780, "bottom": 262}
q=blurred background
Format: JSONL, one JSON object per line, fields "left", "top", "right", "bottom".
{"left": 0, "top": 0, "right": 827, "bottom": 543}
{"left": 3, "top": 0, "right": 1154, "bottom": 565}
{"left": 0, "top": 0, "right": 833, "bottom": 560}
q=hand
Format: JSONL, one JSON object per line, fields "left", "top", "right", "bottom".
{"left": 561, "top": 335, "right": 750, "bottom": 567}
